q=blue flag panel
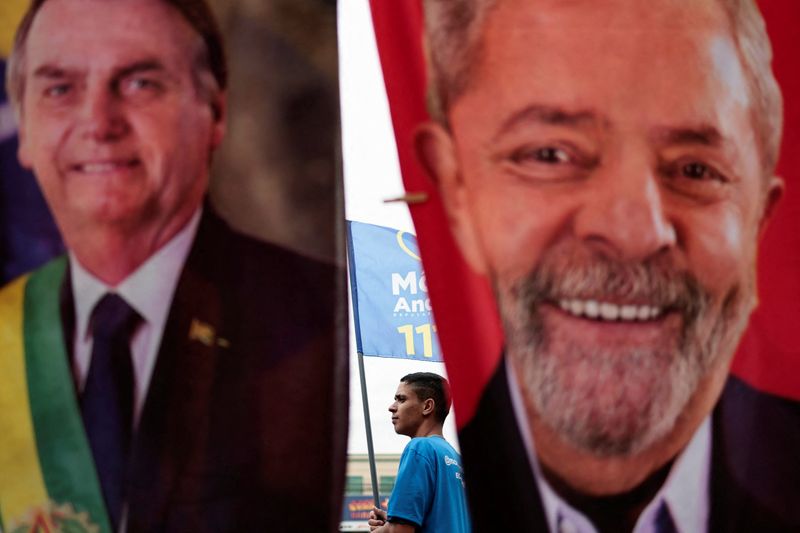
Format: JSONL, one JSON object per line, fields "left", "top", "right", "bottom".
{"left": 0, "top": 59, "right": 64, "bottom": 284}
{"left": 347, "top": 220, "right": 442, "bottom": 362}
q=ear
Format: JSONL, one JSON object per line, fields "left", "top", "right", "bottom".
{"left": 414, "top": 121, "right": 488, "bottom": 274}
{"left": 759, "top": 175, "right": 784, "bottom": 235}
{"left": 421, "top": 398, "right": 435, "bottom": 417}
{"left": 209, "top": 89, "right": 227, "bottom": 149}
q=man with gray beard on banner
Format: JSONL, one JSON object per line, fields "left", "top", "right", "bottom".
{"left": 415, "top": 0, "right": 800, "bottom": 531}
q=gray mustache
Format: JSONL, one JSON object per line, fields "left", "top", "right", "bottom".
{"left": 510, "top": 252, "right": 710, "bottom": 324}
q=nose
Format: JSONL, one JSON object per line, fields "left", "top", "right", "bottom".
{"left": 574, "top": 156, "right": 676, "bottom": 261}
{"left": 388, "top": 402, "right": 397, "bottom": 413}
{"left": 80, "top": 85, "right": 130, "bottom": 142}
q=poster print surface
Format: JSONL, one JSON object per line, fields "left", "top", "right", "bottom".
{"left": 369, "top": 0, "right": 800, "bottom": 532}
{"left": 0, "top": 0, "right": 344, "bottom": 531}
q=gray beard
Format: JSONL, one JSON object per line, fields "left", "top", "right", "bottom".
{"left": 497, "top": 242, "right": 753, "bottom": 457}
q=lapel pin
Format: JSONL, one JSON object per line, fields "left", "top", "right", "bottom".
{"left": 189, "top": 318, "right": 216, "bottom": 347}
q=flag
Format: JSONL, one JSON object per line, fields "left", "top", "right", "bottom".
{"left": 0, "top": 3, "right": 64, "bottom": 285}
{"left": 347, "top": 220, "right": 443, "bottom": 362}
{"left": 0, "top": 259, "right": 111, "bottom": 533}
{"left": 368, "top": 0, "right": 503, "bottom": 426}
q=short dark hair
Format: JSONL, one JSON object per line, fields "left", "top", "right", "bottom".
{"left": 7, "top": 0, "right": 228, "bottom": 114}
{"left": 401, "top": 372, "right": 452, "bottom": 424}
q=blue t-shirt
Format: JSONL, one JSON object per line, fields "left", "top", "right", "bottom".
{"left": 388, "top": 436, "right": 472, "bottom": 533}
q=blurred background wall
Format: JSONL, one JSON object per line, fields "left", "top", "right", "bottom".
{"left": 209, "top": 0, "right": 342, "bottom": 263}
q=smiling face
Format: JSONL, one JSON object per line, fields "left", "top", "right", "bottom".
{"left": 420, "top": 0, "right": 781, "bottom": 456}
{"left": 17, "top": 0, "right": 224, "bottom": 248}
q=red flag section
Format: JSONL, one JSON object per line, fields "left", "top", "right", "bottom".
{"left": 369, "top": 0, "right": 800, "bottom": 428}
{"left": 731, "top": 0, "right": 800, "bottom": 400}
{"left": 369, "top": 0, "right": 504, "bottom": 427}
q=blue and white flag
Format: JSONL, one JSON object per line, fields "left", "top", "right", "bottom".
{"left": 347, "top": 220, "right": 442, "bottom": 361}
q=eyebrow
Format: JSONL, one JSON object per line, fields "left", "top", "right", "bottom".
{"left": 31, "top": 64, "right": 73, "bottom": 79}
{"left": 652, "top": 124, "right": 724, "bottom": 148}
{"left": 31, "top": 59, "right": 167, "bottom": 82}
{"left": 493, "top": 104, "right": 608, "bottom": 140}
{"left": 115, "top": 59, "right": 166, "bottom": 79}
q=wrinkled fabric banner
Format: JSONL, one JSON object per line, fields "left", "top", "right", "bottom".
{"left": 370, "top": 0, "right": 800, "bottom": 428}
{"left": 347, "top": 220, "right": 443, "bottom": 362}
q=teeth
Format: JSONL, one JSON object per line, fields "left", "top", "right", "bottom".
{"left": 599, "top": 302, "right": 619, "bottom": 321}
{"left": 559, "top": 299, "right": 663, "bottom": 322}
{"left": 620, "top": 305, "right": 638, "bottom": 320}
{"left": 82, "top": 163, "right": 117, "bottom": 173}
{"left": 78, "top": 161, "right": 133, "bottom": 173}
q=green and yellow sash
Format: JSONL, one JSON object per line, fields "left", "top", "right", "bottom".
{"left": 0, "top": 258, "right": 111, "bottom": 533}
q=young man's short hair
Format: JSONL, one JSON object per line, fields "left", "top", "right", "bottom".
{"left": 401, "top": 372, "right": 452, "bottom": 424}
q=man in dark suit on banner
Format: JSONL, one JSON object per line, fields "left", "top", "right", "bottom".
{"left": 0, "top": 0, "right": 343, "bottom": 531}
{"left": 415, "top": 0, "right": 799, "bottom": 531}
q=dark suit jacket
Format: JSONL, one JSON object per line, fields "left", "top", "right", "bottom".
{"left": 60, "top": 208, "right": 347, "bottom": 532}
{"left": 459, "top": 358, "right": 800, "bottom": 532}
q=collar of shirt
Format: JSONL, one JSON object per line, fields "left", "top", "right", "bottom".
{"left": 70, "top": 207, "right": 202, "bottom": 425}
{"left": 505, "top": 357, "right": 711, "bottom": 533}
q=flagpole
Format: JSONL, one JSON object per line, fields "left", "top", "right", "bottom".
{"left": 357, "top": 350, "right": 382, "bottom": 509}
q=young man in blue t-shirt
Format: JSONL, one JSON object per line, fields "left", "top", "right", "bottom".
{"left": 369, "top": 373, "right": 472, "bottom": 533}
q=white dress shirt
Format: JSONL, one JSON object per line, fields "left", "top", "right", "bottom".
{"left": 70, "top": 208, "right": 202, "bottom": 427}
{"left": 506, "top": 358, "right": 711, "bottom": 533}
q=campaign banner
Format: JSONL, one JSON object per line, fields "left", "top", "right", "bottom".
{"left": 347, "top": 220, "right": 442, "bottom": 362}
{"left": 368, "top": 0, "right": 800, "bottom": 427}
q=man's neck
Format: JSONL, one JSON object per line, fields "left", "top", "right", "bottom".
{"left": 64, "top": 209, "right": 199, "bottom": 286}
{"left": 529, "top": 413, "right": 693, "bottom": 497}
{"left": 411, "top": 423, "right": 444, "bottom": 439}
{"left": 516, "top": 355, "right": 730, "bottom": 496}
{"left": 541, "top": 457, "right": 674, "bottom": 533}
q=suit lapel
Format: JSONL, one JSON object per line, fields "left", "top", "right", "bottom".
{"left": 125, "top": 211, "right": 226, "bottom": 531}
{"left": 459, "top": 357, "right": 550, "bottom": 532}
{"left": 708, "top": 377, "right": 800, "bottom": 532}
{"left": 59, "top": 261, "right": 75, "bottom": 362}
{"left": 708, "top": 391, "right": 746, "bottom": 533}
